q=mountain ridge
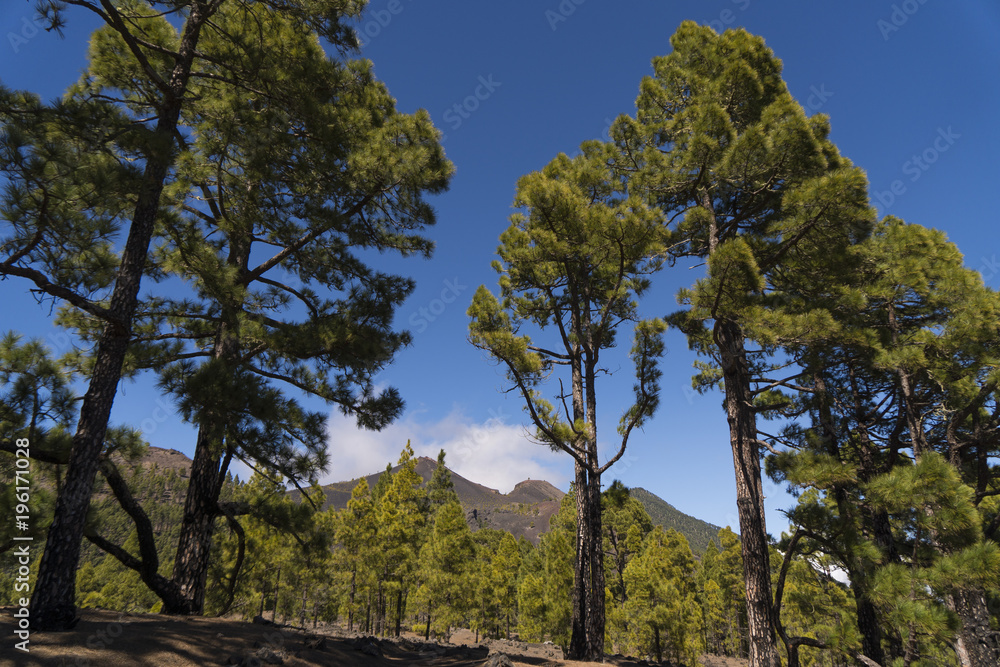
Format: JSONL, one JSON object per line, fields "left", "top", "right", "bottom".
{"left": 133, "top": 447, "right": 724, "bottom": 551}
{"left": 314, "top": 456, "right": 723, "bottom": 550}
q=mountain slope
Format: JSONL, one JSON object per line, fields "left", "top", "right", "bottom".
{"left": 316, "top": 457, "right": 564, "bottom": 545}
{"left": 131, "top": 449, "right": 724, "bottom": 552}
{"left": 630, "top": 487, "right": 724, "bottom": 554}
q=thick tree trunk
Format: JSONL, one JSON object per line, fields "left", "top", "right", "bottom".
{"left": 715, "top": 319, "right": 781, "bottom": 667}
{"left": 566, "top": 462, "right": 606, "bottom": 661}
{"left": 167, "top": 424, "right": 224, "bottom": 613}
{"left": 568, "top": 463, "right": 589, "bottom": 659}
{"left": 584, "top": 469, "right": 605, "bottom": 660}
{"left": 950, "top": 588, "right": 1000, "bottom": 667}
{"left": 28, "top": 3, "right": 210, "bottom": 631}
{"left": 854, "top": 592, "right": 886, "bottom": 666}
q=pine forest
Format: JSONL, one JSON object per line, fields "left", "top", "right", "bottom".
{"left": 1, "top": 3, "right": 998, "bottom": 667}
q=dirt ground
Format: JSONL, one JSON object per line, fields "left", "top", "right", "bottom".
{"left": 0, "top": 608, "right": 748, "bottom": 667}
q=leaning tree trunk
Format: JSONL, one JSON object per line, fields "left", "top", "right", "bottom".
{"left": 167, "top": 422, "right": 226, "bottom": 613}
{"left": 169, "top": 313, "right": 242, "bottom": 614}
{"left": 29, "top": 5, "right": 210, "bottom": 631}
{"left": 715, "top": 319, "right": 781, "bottom": 667}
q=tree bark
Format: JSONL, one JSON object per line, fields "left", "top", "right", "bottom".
{"left": 950, "top": 588, "right": 1000, "bottom": 667}
{"left": 166, "top": 424, "right": 225, "bottom": 613}
{"left": 29, "top": 3, "right": 210, "bottom": 631}
{"left": 568, "top": 463, "right": 589, "bottom": 660}
{"left": 584, "top": 467, "right": 605, "bottom": 660}
{"left": 715, "top": 318, "right": 781, "bottom": 667}
{"left": 854, "top": 590, "right": 886, "bottom": 666}
{"left": 272, "top": 566, "right": 281, "bottom": 624}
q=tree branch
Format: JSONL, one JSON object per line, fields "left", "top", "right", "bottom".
{"left": 0, "top": 264, "right": 120, "bottom": 329}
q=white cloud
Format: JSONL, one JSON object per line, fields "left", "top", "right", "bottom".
{"left": 322, "top": 405, "right": 572, "bottom": 493}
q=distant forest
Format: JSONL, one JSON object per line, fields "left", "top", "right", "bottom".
{"left": 1, "top": 444, "right": 847, "bottom": 666}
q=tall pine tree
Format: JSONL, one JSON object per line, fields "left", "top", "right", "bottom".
{"left": 611, "top": 22, "right": 875, "bottom": 666}
{"left": 469, "top": 147, "right": 669, "bottom": 660}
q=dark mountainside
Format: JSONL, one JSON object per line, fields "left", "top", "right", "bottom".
{"left": 629, "top": 487, "right": 725, "bottom": 554}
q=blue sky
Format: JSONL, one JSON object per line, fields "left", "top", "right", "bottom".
{"left": 2, "top": 1, "right": 999, "bottom": 536}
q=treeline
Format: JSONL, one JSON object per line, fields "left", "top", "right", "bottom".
{"left": 0, "top": 436, "right": 855, "bottom": 667}
{"left": 3, "top": 382, "right": 995, "bottom": 667}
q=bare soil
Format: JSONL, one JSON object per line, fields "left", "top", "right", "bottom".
{"left": 1, "top": 608, "right": 747, "bottom": 667}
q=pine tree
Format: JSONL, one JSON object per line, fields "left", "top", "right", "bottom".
{"left": 374, "top": 443, "right": 427, "bottom": 636}
{"left": 768, "top": 217, "right": 1000, "bottom": 666}
{"left": 4, "top": 0, "right": 449, "bottom": 626}
{"left": 611, "top": 21, "right": 876, "bottom": 667}
{"left": 469, "top": 147, "right": 669, "bottom": 661}
{"left": 427, "top": 449, "right": 458, "bottom": 509}
{"left": 601, "top": 480, "right": 653, "bottom": 653}
{"left": 416, "top": 500, "right": 475, "bottom": 638}
{"left": 489, "top": 532, "right": 523, "bottom": 639}
{"left": 335, "top": 477, "right": 378, "bottom": 632}
{"left": 623, "top": 527, "right": 704, "bottom": 664}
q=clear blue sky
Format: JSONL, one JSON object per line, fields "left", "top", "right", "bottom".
{"left": 2, "top": 1, "right": 998, "bottom": 536}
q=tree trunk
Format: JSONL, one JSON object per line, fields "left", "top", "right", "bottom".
{"left": 950, "top": 588, "right": 1000, "bottom": 667}
{"left": 584, "top": 468, "right": 605, "bottom": 660}
{"left": 395, "top": 590, "right": 403, "bottom": 637}
{"left": 272, "top": 566, "right": 281, "bottom": 624}
{"left": 28, "top": 3, "right": 211, "bottom": 632}
{"left": 348, "top": 569, "right": 356, "bottom": 631}
{"left": 568, "top": 463, "right": 589, "bottom": 660}
{"left": 716, "top": 319, "right": 781, "bottom": 667}
{"left": 167, "top": 424, "right": 224, "bottom": 613}
{"left": 853, "top": 592, "right": 885, "bottom": 667}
